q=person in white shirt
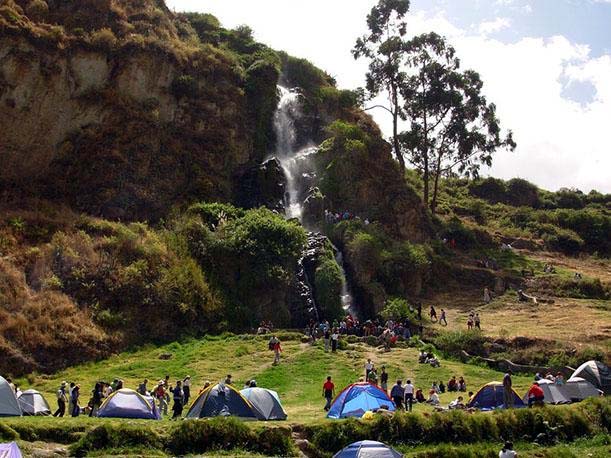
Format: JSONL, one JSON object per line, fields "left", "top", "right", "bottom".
{"left": 449, "top": 396, "right": 465, "bottom": 410}
{"left": 403, "top": 380, "right": 415, "bottom": 412}
{"left": 499, "top": 441, "right": 517, "bottom": 458}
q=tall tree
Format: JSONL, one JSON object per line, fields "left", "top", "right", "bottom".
{"left": 399, "top": 33, "right": 515, "bottom": 213}
{"left": 353, "top": 0, "right": 411, "bottom": 171}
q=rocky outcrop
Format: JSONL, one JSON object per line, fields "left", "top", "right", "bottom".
{"left": 234, "top": 158, "right": 286, "bottom": 212}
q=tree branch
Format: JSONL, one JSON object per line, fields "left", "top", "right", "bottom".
{"left": 362, "top": 104, "right": 394, "bottom": 116}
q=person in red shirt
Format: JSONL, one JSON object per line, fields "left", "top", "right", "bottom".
{"left": 527, "top": 382, "right": 545, "bottom": 407}
{"left": 323, "top": 376, "right": 335, "bottom": 411}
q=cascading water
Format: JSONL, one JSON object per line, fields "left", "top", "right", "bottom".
{"left": 272, "top": 84, "right": 356, "bottom": 320}
{"left": 273, "top": 86, "right": 317, "bottom": 220}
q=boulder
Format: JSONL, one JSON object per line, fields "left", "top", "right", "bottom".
{"left": 235, "top": 158, "right": 286, "bottom": 212}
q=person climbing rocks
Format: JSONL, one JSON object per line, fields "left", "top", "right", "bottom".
{"left": 322, "top": 376, "right": 335, "bottom": 411}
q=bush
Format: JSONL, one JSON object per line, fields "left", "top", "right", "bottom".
{"left": 171, "top": 74, "right": 199, "bottom": 99}
{"left": 70, "top": 424, "right": 164, "bottom": 457}
{"left": 380, "top": 297, "right": 414, "bottom": 321}
{"left": 89, "top": 28, "right": 118, "bottom": 50}
{"left": 0, "top": 423, "right": 18, "bottom": 441}
{"left": 542, "top": 228, "right": 584, "bottom": 255}
{"left": 432, "top": 331, "right": 488, "bottom": 357}
{"left": 167, "top": 418, "right": 252, "bottom": 455}
{"left": 314, "top": 258, "right": 344, "bottom": 321}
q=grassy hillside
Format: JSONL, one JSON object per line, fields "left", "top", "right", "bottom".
{"left": 3, "top": 333, "right": 609, "bottom": 457}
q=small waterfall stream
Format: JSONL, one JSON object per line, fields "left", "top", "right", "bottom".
{"left": 272, "top": 84, "right": 355, "bottom": 319}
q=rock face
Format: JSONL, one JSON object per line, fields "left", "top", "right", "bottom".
{"left": 235, "top": 158, "right": 286, "bottom": 212}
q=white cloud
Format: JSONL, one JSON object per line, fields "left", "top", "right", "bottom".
{"left": 478, "top": 17, "right": 511, "bottom": 35}
{"left": 166, "top": 1, "right": 611, "bottom": 192}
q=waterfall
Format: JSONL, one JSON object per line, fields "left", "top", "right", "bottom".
{"left": 334, "top": 248, "right": 355, "bottom": 315}
{"left": 273, "top": 86, "right": 317, "bottom": 221}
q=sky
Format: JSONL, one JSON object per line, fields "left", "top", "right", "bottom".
{"left": 166, "top": 0, "right": 611, "bottom": 193}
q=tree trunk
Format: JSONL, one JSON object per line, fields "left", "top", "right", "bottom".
{"left": 430, "top": 153, "right": 443, "bottom": 214}
{"left": 422, "top": 116, "right": 429, "bottom": 207}
{"left": 391, "top": 84, "right": 405, "bottom": 171}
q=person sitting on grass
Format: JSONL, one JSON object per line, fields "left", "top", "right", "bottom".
{"left": 426, "top": 389, "right": 440, "bottom": 406}
{"left": 458, "top": 376, "right": 467, "bottom": 392}
{"left": 499, "top": 441, "right": 518, "bottom": 458}
{"left": 415, "top": 389, "right": 426, "bottom": 403}
{"left": 367, "top": 368, "right": 378, "bottom": 385}
{"left": 449, "top": 396, "right": 465, "bottom": 410}
{"left": 418, "top": 350, "right": 427, "bottom": 363}
{"left": 448, "top": 376, "right": 458, "bottom": 392}
{"left": 438, "top": 380, "right": 446, "bottom": 393}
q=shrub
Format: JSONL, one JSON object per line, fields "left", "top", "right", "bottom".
{"left": 469, "top": 177, "right": 508, "bottom": 204}
{"left": 380, "top": 297, "right": 413, "bottom": 321}
{"left": 506, "top": 178, "right": 540, "bottom": 207}
{"left": 167, "top": 418, "right": 252, "bottom": 455}
{"left": 89, "top": 28, "right": 118, "bottom": 50}
{"left": 542, "top": 228, "right": 584, "bottom": 255}
{"left": 0, "top": 423, "right": 18, "bottom": 441}
{"left": 314, "top": 258, "right": 344, "bottom": 321}
{"left": 70, "top": 424, "right": 164, "bottom": 457}
{"left": 171, "top": 74, "right": 199, "bottom": 99}
{"left": 432, "top": 331, "right": 488, "bottom": 357}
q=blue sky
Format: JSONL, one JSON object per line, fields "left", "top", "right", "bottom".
{"left": 413, "top": 0, "right": 611, "bottom": 57}
{"left": 167, "top": 1, "right": 611, "bottom": 192}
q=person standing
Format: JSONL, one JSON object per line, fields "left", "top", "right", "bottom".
{"left": 324, "top": 327, "right": 331, "bottom": 352}
{"left": 183, "top": 376, "right": 192, "bottom": 406}
{"left": 331, "top": 329, "right": 339, "bottom": 352}
{"left": 484, "top": 287, "right": 492, "bottom": 304}
{"left": 269, "top": 336, "right": 282, "bottom": 364}
{"left": 417, "top": 302, "right": 422, "bottom": 321}
{"left": 439, "top": 309, "right": 448, "bottom": 326}
{"left": 89, "top": 382, "right": 103, "bottom": 417}
{"left": 53, "top": 382, "right": 68, "bottom": 417}
{"left": 137, "top": 378, "right": 148, "bottom": 396}
{"left": 322, "top": 376, "right": 335, "bottom": 411}
{"left": 429, "top": 306, "right": 437, "bottom": 322}
{"left": 364, "top": 359, "right": 374, "bottom": 380}
{"left": 154, "top": 381, "right": 167, "bottom": 417}
{"left": 71, "top": 385, "right": 81, "bottom": 417}
{"left": 404, "top": 379, "right": 415, "bottom": 412}
{"left": 390, "top": 380, "right": 404, "bottom": 410}
{"left": 502, "top": 370, "right": 514, "bottom": 409}
{"left": 380, "top": 366, "right": 389, "bottom": 394}
{"left": 170, "top": 380, "right": 184, "bottom": 420}
{"left": 474, "top": 313, "right": 481, "bottom": 330}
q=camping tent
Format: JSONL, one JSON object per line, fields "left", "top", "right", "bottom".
{"left": 570, "top": 361, "right": 611, "bottom": 394}
{"left": 17, "top": 389, "right": 51, "bottom": 416}
{"left": 240, "top": 387, "right": 287, "bottom": 421}
{"left": 186, "top": 383, "right": 257, "bottom": 419}
{"left": 467, "top": 382, "right": 525, "bottom": 410}
{"left": 0, "top": 377, "right": 21, "bottom": 417}
{"left": 97, "top": 389, "right": 160, "bottom": 420}
{"left": 327, "top": 383, "right": 395, "bottom": 419}
{"left": 333, "top": 440, "right": 402, "bottom": 458}
{"left": 563, "top": 378, "right": 602, "bottom": 401}
{"left": 523, "top": 380, "right": 570, "bottom": 405}
{"left": 0, "top": 442, "right": 22, "bottom": 458}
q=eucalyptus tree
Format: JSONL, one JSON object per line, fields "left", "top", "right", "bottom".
{"left": 399, "top": 32, "right": 515, "bottom": 213}
{"left": 353, "top": 0, "right": 411, "bottom": 171}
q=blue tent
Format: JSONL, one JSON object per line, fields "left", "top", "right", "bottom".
{"left": 240, "top": 387, "right": 287, "bottom": 420}
{"left": 97, "top": 389, "right": 160, "bottom": 419}
{"left": 467, "top": 382, "right": 525, "bottom": 410}
{"left": 327, "top": 383, "right": 395, "bottom": 419}
{"left": 186, "top": 383, "right": 257, "bottom": 419}
{"left": 334, "top": 440, "right": 402, "bottom": 458}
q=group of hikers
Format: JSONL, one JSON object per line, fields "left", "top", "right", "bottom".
{"left": 324, "top": 209, "right": 370, "bottom": 226}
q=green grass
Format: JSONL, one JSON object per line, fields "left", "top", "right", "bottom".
{"left": 13, "top": 334, "right": 533, "bottom": 424}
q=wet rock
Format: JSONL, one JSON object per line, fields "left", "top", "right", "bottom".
{"left": 302, "top": 187, "right": 326, "bottom": 229}
{"left": 235, "top": 158, "right": 286, "bottom": 212}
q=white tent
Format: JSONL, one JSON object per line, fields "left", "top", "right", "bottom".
{"left": 570, "top": 361, "right": 611, "bottom": 394}
{"left": 17, "top": 389, "right": 51, "bottom": 416}
{"left": 564, "top": 378, "right": 602, "bottom": 401}
{"left": 0, "top": 442, "right": 22, "bottom": 458}
{"left": 0, "top": 376, "right": 21, "bottom": 417}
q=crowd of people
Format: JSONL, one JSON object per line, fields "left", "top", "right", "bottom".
{"left": 324, "top": 209, "right": 370, "bottom": 226}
